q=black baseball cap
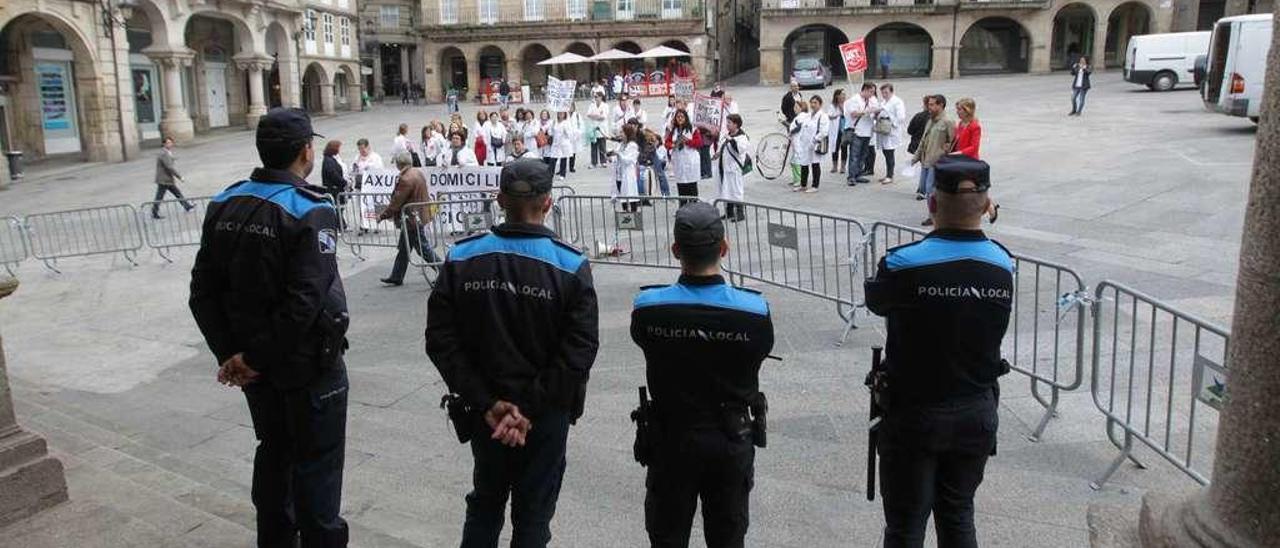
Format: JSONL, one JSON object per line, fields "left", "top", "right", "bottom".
{"left": 256, "top": 108, "right": 323, "bottom": 145}
{"left": 499, "top": 159, "right": 554, "bottom": 197}
{"left": 673, "top": 202, "right": 725, "bottom": 249}
{"left": 934, "top": 155, "right": 991, "bottom": 193}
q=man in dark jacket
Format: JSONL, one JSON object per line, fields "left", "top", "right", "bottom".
{"left": 426, "top": 158, "right": 599, "bottom": 548}
{"left": 906, "top": 95, "right": 930, "bottom": 156}
{"left": 1070, "top": 56, "right": 1093, "bottom": 116}
{"left": 379, "top": 151, "right": 434, "bottom": 286}
{"left": 189, "top": 108, "right": 351, "bottom": 547}
{"left": 152, "top": 136, "right": 195, "bottom": 219}
{"left": 781, "top": 80, "right": 802, "bottom": 123}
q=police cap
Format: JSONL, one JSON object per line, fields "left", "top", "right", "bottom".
{"left": 256, "top": 108, "right": 323, "bottom": 145}
{"left": 673, "top": 202, "right": 725, "bottom": 249}
{"left": 934, "top": 155, "right": 991, "bottom": 193}
{"left": 500, "top": 159, "right": 554, "bottom": 197}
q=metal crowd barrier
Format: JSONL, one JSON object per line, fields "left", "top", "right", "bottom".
{"left": 23, "top": 204, "right": 145, "bottom": 273}
{"left": 1089, "top": 281, "right": 1228, "bottom": 489}
{"left": 1, "top": 216, "right": 28, "bottom": 276}
{"left": 137, "top": 196, "right": 212, "bottom": 262}
{"left": 714, "top": 199, "right": 866, "bottom": 346}
{"left": 554, "top": 194, "right": 692, "bottom": 270}
{"left": 336, "top": 192, "right": 402, "bottom": 259}
{"left": 400, "top": 197, "right": 504, "bottom": 285}
{"left": 862, "top": 221, "right": 1089, "bottom": 442}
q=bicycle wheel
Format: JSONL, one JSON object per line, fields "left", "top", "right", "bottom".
{"left": 755, "top": 133, "right": 790, "bottom": 180}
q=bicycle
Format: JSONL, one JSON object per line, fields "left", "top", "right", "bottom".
{"left": 754, "top": 111, "right": 793, "bottom": 180}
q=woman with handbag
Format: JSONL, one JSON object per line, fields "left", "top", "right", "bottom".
{"left": 715, "top": 113, "right": 753, "bottom": 221}
{"left": 484, "top": 111, "right": 508, "bottom": 166}
{"left": 875, "top": 83, "right": 907, "bottom": 184}
{"left": 828, "top": 89, "right": 847, "bottom": 174}
{"left": 665, "top": 109, "right": 703, "bottom": 197}
{"left": 538, "top": 109, "right": 555, "bottom": 167}
{"left": 792, "top": 96, "right": 829, "bottom": 193}
{"left": 518, "top": 110, "right": 541, "bottom": 160}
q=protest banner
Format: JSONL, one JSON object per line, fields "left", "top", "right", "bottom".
{"left": 839, "top": 40, "right": 868, "bottom": 75}
{"left": 692, "top": 93, "right": 725, "bottom": 133}
{"left": 672, "top": 77, "right": 695, "bottom": 99}
{"left": 355, "top": 169, "right": 399, "bottom": 231}
{"left": 546, "top": 76, "right": 577, "bottom": 112}
{"left": 354, "top": 166, "right": 503, "bottom": 232}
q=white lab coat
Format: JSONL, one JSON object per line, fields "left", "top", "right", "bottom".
{"left": 422, "top": 133, "right": 448, "bottom": 163}
{"left": 826, "top": 103, "right": 845, "bottom": 153}
{"left": 518, "top": 121, "right": 541, "bottom": 159}
{"left": 570, "top": 112, "right": 586, "bottom": 152}
{"left": 587, "top": 102, "right": 610, "bottom": 141}
{"left": 484, "top": 121, "right": 508, "bottom": 165}
{"left": 843, "top": 94, "right": 882, "bottom": 139}
{"left": 550, "top": 119, "right": 575, "bottom": 159}
{"left": 539, "top": 119, "right": 555, "bottom": 158}
{"left": 392, "top": 134, "right": 416, "bottom": 158}
{"left": 875, "top": 95, "right": 907, "bottom": 151}
{"left": 716, "top": 131, "right": 753, "bottom": 202}
{"left": 790, "top": 111, "right": 827, "bottom": 165}
{"left": 668, "top": 127, "right": 701, "bottom": 184}
{"left": 612, "top": 104, "right": 632, "bottom": 136}
{"left": 437, "top": 146, "right": 479, "bottom": 167}
{"left": 611, "top": 141, "right": 640, "bottom": 202}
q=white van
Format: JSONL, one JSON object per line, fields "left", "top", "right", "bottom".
{"left": 1202, "top": 14, "right": 1272, "bottom": 123}
{"left": 1124, "top": 31, "right": 1211, "bottom": 91}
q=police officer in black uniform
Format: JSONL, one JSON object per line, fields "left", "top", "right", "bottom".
{"left": 189, "top": 108, "right": 351, "bottom": 547}
{"left": 864, "top": 155, "right": 1013, "bottom": 548}
{"left": 425, "top": 159, "right": 599, "bottom": 548}
{"left": 630, "top": 202, "right": 775, "bottom": 548}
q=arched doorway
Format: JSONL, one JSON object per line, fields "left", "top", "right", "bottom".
{"left": 185, "top": 13, "right": 252, "bottom": 129}
{"left": 565, "top": 42, "right": 595, "bottom": 84}
{"left": 1105, "top": 2, "right": 1152, "bottom": 68}
{"left": 440, "top": 46, "right": 467, "bottom": 95}
{"left": 302, "top": 63, "right": 327, "bottom": 113}
{"left": 521, "top": 43, "right": 553, "bottom": 90}
{"left": 1052, "top": 3, "right": 1097, "bottom": 69}
{"left": 0, "top": 14, "right": 100, "bottom": 159}
{"left": 866, "top": 23, "right": 934, "bottom": 79}
{"left": 334, "top": 66, "right": 356, "bottom": 111}
{"left": 125, "top": 10, "right": 163, "bottom": 141}
{"left": 478, "top": 45, "right": 506, "bottom": 80}
{"left": 784, "top": 24, "right": 849, "bottom": 80}
{"left": 959, "top": 17, "right": 1031, "bottom": 75}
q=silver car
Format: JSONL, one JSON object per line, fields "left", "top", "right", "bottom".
{"left": 792, "top": 58, "right": 833, "bottom": 89}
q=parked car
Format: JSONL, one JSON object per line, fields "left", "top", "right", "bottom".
{"left": 1123, "top": 31, "right": 1211, "bottom": 91}
{"left": 1202, "top": 13, "right": 1272, "bottom": 123}
{"left": 791, "top": 58, "right": 833, "bottom": 89}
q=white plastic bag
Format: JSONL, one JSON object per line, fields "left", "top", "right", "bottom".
{"left": 900, "top": 162, "right": 919, "bottom": 179}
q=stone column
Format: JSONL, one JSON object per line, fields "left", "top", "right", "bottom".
{"left": 400, "top": 46, "right": 411, "bottom": 89}
{"left": 144, "top": 47, "right": 196, "bottom": 143}
{"left": 759, "top": 47, "right": 784, "bottom": 85}
{"left": 424, "top": 46, "right": 444, "bottom": 103}
{"left": 319, "top": 83, "right": 336, "bottom": 115}
{"left": 507, "top": 57, "right": 523, "bottom": 89}
{"left": 465, "top": 52, "right": 481, "bottom": 102}
{"left": 1092, "top": 19, "right": 1109, "bottom": 72}
{"left": 234, "top": 55, "right": 273, "bottom": 129}
{"left": 0, "top": 277, "right": 68, "bottom": 527}
{"left": 931, "top": 45, "right": 955, "bottom": 79}
{"left": 1135, "top": 12, "right": 1280, "bottom": 547}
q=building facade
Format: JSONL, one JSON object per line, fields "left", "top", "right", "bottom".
{"left": 0, "top": 0, "right": 361, "bottom": 166}
{"left": 359, "top": 0, "right": 425, "bottom": 99}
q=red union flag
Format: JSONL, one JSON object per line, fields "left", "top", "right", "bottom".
{"left": 839, "top": 40, "right": 868, "bottom": 74}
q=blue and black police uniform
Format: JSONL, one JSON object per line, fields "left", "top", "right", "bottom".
{"left": 864, "top": 155, "right": 1013, "bottom": 548}
{"left": 630, "top": 203, "right": 775, "bottom": 548}
{"left": 189, "top": 109, "right": 351, "bottom": 547}
{"left": 425, "top": 159, "right": 599, "bottom": 548}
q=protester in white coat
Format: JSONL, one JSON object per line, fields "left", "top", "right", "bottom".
{"left": 517, "top": 110, "right": 541, "bottom": 160}
{"left": 538, "top": 110, "right": 555, "bottom": 162}
{"left": 792, "top": 96, "right": 830, "bottom": 193}
{"left": 438, "top": 131, "right": 479, "bottom": 167}
{"left": 665, "top": 109, "right": 703, "bottom": 197}
{"left": 875, "top": 83, "right": 908, "bottom": 184}
{"left": 484, "top": 112, "right": 508, "bottom": 166}
{"left": 610, "top": 124, "right": 642, "bottom": 212}
{"left": 715, "top": 113, "right": 752, "bottom": 221}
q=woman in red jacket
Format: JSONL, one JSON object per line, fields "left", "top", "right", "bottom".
{"left": 951, "top": 97, "right": 999, "bottom": 222}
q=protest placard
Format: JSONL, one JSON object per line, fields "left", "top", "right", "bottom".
{"left": 692, "top": 93, "right": 725, "bottom": 132}
{"left": 546, "top": 76, "right": 577, "bottom": 112}
{"left": 672, "top": 77, "right": 695, "bottom": 99}
{"left": 839, "top": 40, "right": 868, "bottom": 75}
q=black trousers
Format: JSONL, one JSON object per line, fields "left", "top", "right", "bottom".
{"left": 698, "top": 145, "right": 712, "bottom": 180}
{"left": 152, "top": 184, "right": 194, "bottom": 216}
{"left": 799, "top": 163, "right": 821, "bottom": 189}
{"left": 461, "top": 412, "right": 571, "bottom": 548}
{"left": 863, "top": 141, "right": 876, "bottom": 175}
{"left": 591, "top": 138, "right": 608, "bottom": 166}
{"left": 646, "top": 427, "right": 755, "bottom": 548}
{"left": 878, "top": 393, "right": 997, "bottom": 548}
{"left": 387, "top": 224, "right": 438, "bottom": 283}
{"left": 243, "top": 365, "right": 350, "bottom": 548}
{"left": 882, "top": 148, "right": 896, "bottom": 179}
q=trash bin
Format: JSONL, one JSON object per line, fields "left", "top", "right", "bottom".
{"left": 4, "top": 151, "right": 21, "bottom": 182}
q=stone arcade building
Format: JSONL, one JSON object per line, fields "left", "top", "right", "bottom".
{"left": 0, "top": 0, "right": 362, "bottom": 166}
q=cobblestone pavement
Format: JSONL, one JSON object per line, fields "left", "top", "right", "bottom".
{"left": 0, "top": 72, "right": 1257, "bottom": 547}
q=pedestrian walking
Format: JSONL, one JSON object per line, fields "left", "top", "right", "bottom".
{"left": 950, "top": 98, "right": 999, "bottom": 223}
{"left": 864, "top": 155, "right": 1010, "bottom": 548}
{"left": 913, "top": 94, "right": 957, "bottom": 225}
{"left": 446, "top": 87, "right": 460, "bottom": 114}
{"left": 715, "top": 113, "right": 753, "bottom": 220}
{"left": 1069, "top": 56, "right": 1093, "bottom": 116}
{"left": 875, "top": 83, "right": 907, "bottom": 184}
{"left": 879, "top": 49, "right": 893, "bottom": 80}
{"left": 781, "top": 80, "right": 803, "bottom": 123}
{"left": 792, "top": 96, "right": 829, "bottom": 193}
{"left": 498, "top": 78, "right": 511, "bottom": 109}
{"left": 151, "top": 136, "right": 195, "bottom": 219}
{"left": 426, "top": 159, "right": 599, "bottom": 548}
{"left": 587, "top": 94, "right": 610, "bottom": 168}
{"left": 666, "top": 109, "right": 703, "bottom": 197}
{"left": 844, "top": 82, "right": 881, "bottom": 185}
{"left": 189, "top": 108, "right": 350, "bottom": 547}
{"left": 630, "top": 202, "right": 774, "bottom": 547}
{"left": 379, "top": 152, "right": 436, "bottom": 286}
{"left": 401, "top": 81, "right": 410, "bottom": 104}
{"left": 827, "top": 89, "right": 847, "bottom": 175}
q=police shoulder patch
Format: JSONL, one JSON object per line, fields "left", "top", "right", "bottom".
{"left": 318, "top": 228, "right": 338, "bottom": 254}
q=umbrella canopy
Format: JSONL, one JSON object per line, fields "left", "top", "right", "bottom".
{"left": 538, "top": 52, "right": 590, "bottom": 66}
{"left": 638, "top": 45, "right": 690, "bottom": 59}
{"left": 589, "top": 49, "right": 639, "bottom": 62}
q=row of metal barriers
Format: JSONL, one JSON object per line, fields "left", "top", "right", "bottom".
{"left": 0, "top": 192, "right": 1231, "bottom": 491}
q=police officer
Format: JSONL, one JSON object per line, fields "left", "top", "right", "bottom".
{"left": 189, "top": 108, "right": 351, "bottom": 547}
{"left": 863, "top": 155, "right": 1012, "bottom": 548}
{"left": 425, "top": 158, "right": 599, "bottom": 548}
{"left": 630, "top": 202, "right": 775, "bottom": 548}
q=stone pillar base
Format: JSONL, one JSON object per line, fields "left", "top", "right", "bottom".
{"left": 0, "top": 430, "right": 68, "bottom": 528}
{"left": 1137, "top": 491, "right": 1251, "bottom": 547}
{"left": 159, "top": 116, "right": 195, "bottom": 143}
{"left": 245, "top": 107, "right": 268, "bottom": 130}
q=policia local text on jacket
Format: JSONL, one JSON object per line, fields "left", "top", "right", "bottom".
{"left": 425, "top": 159, "right": 599, "bottom": 547}
{"left": 189, "top": 106, "right": 351, "bottom": 548}
{"left": 863, "top": 155, "right": 1012, "bottom": 548}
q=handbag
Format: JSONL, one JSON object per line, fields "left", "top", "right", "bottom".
{"left": 873, "top": 116, "right": 893, "bottom": 136}
{"left": 815, "top": 138, "right": 829, "bottom": 155}
{"left": 535, "top": 130, "right": 549, "bottom": 149}
{"left": 410, "top": 150, "right": 422, "bottom": 168}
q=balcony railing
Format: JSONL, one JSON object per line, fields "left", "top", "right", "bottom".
{"left": 762, "top": 0, "right": 1044, "bottom": 8}
{"left": 425, "top": 0, "right": 706, "bottom": 26}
